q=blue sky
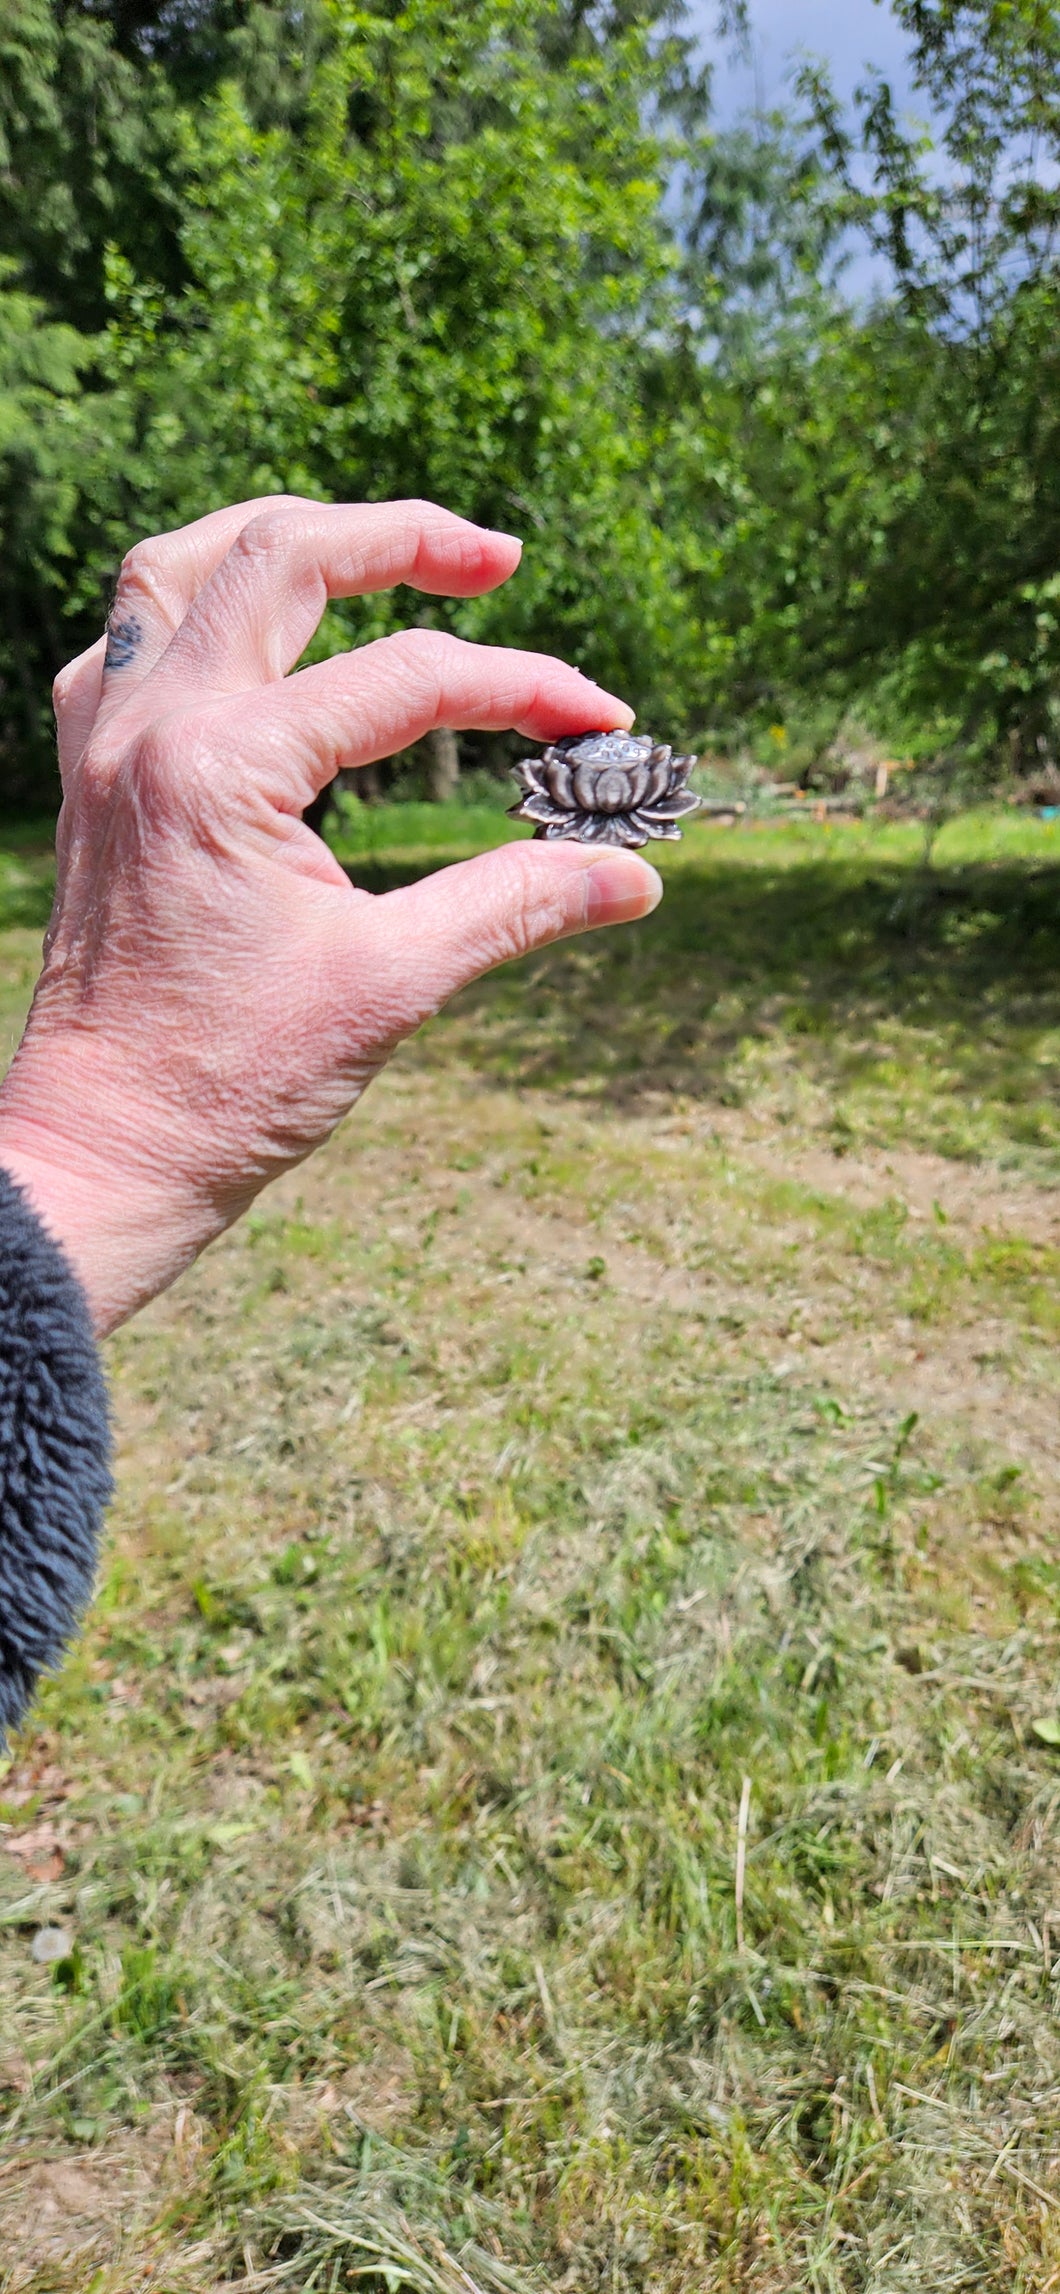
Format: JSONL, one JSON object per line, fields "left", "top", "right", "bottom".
{"left": 692, "top": 0, "right": 919, "bottom": 125}
{"left": 690, "top": 2, "right": 926, "bottom": 295}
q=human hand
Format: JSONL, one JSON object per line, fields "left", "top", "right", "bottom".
{"left": 0, "top": 497, "right": 661, "bottom": 1333}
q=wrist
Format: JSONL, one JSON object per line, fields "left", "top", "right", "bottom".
{"left": 0, "top": 1031, "right": 213, "bottom": 1335}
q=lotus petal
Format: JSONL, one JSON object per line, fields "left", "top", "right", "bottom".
{"left": 511, "top": 760, "right": 547, "bottom": 796}
{"left": 510, "top": 793, "right": 567, "bottom": 825}
{"left": 644, "top": 749, "right": 674, "bottom": 805}
{"left": 647, "top": 790, "right": 702, "bottom": 820}
{"left": 632, "top": 813, "right": 683, "bottom": 841}
{"left": 542, "top": 753, "right": 577, "bottom": 808}
{"left": 572, "top": 811, "right": 621, "bottom": 841}
{"left": 605, "top": 812, "right": 650, "bottom": 847}
{"left": 623, "top": 763, "right": 653, "bottom": 808}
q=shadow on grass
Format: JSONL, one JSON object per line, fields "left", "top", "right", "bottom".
{"left": 0, "top": 823, "right": 57, "bottom": 934}
{"left": 348, "top": 848, "right": 1060, "bottom": 1154}
{"left": 3, "top": 828, "right": 1056, "bottom": 1157}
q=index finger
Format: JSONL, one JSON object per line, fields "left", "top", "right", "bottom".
{"left": 63, "top": 498, "right": 316, "bottom": 769}
{"left": 202, "top": 629, "right": 635, "bottom": 811}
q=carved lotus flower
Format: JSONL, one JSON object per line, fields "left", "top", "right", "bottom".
{"left": 509, "top": 731, "right": 701, "bottom": 848}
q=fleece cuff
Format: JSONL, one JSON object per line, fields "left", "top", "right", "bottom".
{"left": 0, "top": 1168, "right": 112, "bottom": 1737}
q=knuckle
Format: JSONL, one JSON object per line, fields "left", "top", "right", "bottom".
{"left": 391, "top": 496, "right": 448, "bottom": 530}
{"left": 511, "top": 859, "right": 572, "bottom": 948}
{"left": 396, "top": 625, "right": 459, "bottom": 673}
{"left": 511, "top": 849, "right": 588, "bottom": 953}
{"left": 131, "top": 715, "right": 193, "bottom": 807}
{"left": 132, "top": 717, "right": 178, "bottom": 778}
{"left": 235, "top": 507, "right": 299, "bottom": 562}
{"left": 75, "top": 730, "right": 123, "bottom": 799}
{"left": 52, "top": 663, "right": 76, "bottom": 717}
{"left": 118, "top": 536, "right": 169, "bottom": 600}
{"left": 129, "top": 711, "right": 217, "bottom": 815}
{"left": 409, "top": 624, "right": 453, "bottom": 659}
{"left": 250, "top": 491, "right": 307, "bottom": 517}
{"left": 52, "top": 635, "right": 106, "bottom": 723}
{"left": 390, "top": 626, "right": 460, "bottom": 709}
{"left": 463, "top": 851, "right": 575, "bottom": 973}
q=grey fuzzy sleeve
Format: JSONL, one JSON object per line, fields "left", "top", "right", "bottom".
{"left": 0, "top": 1168, "right": 112, "bottom": 1737}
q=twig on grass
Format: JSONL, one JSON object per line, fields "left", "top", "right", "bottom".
{"left": 735, "top": 1775, "right": 752, "bottom": 1956}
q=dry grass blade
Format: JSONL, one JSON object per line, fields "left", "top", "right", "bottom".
{"left": 248, "top": 2195, "right": 537, "bottom": 2294}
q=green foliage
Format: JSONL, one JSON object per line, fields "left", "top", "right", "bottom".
{"left": 0, "top": 265, "right": 91, "bottom": 805}
{"left": 785, "top": 0, "right": 1060, "bottom": 759}
{"left": 0, "top": 0, "right": 185, "bottom": 327}
{"left": 80, "top": 0, "right": 711, "bottom": 730}
{"left": 7, "top": 1, "right": 1060, "bottom": 804}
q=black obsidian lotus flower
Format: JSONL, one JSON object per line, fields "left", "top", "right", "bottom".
{"left": 509, "top": 731, "right": 701, "bottom": 848}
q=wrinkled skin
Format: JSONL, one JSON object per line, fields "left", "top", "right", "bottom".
{"left": 0, "top": 497, "right": 661, "bottom": 1332}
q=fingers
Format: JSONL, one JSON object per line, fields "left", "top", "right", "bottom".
{"left": 53, "top": 636, "right": 106, "bottom": 783}
{"left": 100, "top": 495, "right": 309, "bottom": 694}
{"left": 204, "top": 630, "right": 634, "bottom": 809}
{"left": 139, "top": 500, "right": 524, "bottom": 697}
{"left": 347, "top": 841, "right": 663, "bottom": 1041}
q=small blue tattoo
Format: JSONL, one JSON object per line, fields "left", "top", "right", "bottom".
{"left": 104, "top": 612, "right": 143, "bottom": 671}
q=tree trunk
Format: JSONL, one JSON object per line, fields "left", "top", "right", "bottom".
{"left": 427, "top": 727, "right": 460, "bottom": 802}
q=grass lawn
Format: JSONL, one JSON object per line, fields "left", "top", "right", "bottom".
{"left": 1, "top": 805, "right": 1060, "bottom": 2291}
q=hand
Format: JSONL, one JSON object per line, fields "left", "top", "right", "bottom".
{"left": 0, "top": 496, "right": 661, "bottom": 1333}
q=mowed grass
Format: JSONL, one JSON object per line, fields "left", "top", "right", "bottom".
{"left": 1, "top": 807, "right": 1060, "bottom": 2291}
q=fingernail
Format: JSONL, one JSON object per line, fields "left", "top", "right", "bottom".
{"left": 584, "top": 858, "right": 663, "bottom": 928}
{"left": 491, "top": 529, "right": 523, "bottom": 550}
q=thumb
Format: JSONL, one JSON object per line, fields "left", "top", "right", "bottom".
{"left": 351, "top": 839, "right": 663, "bottom": 1034}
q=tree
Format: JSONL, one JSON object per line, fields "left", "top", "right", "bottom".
{"left": 83, "top": 0, "right": 716, "bottom": 751}
{"left": 787, "top": 0, "right": 1060, "bottom": 763}
{"left": 0, "top": 0, "right": 186, "bottom": 330}
{"left": 0, "top": 268, "right": 90, "bottom": 806}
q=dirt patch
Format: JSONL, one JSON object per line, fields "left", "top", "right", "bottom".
{"left": 224, "top": 1064, "right": 1060, "bottom": 1483}
{"left": 704, "top": 1108, "right": 1060, "bottom": 1244}
{"left": 0, "top": 2114, "right": 207, "bottom": 2288}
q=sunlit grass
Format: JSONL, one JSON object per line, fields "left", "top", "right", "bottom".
{"left": 1, "top": 808, "right": 1059, "bottom": 2290}
{"left": 335, "top": 803, "right": 1060, "bottom": 1179}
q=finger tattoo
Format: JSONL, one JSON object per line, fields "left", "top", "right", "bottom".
{"left": 104, "top": 611, "right": 144, "bottom": 671}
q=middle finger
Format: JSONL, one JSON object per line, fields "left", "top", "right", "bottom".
{"left": 142, "top": 500, "right": 523, "bottom": 700}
